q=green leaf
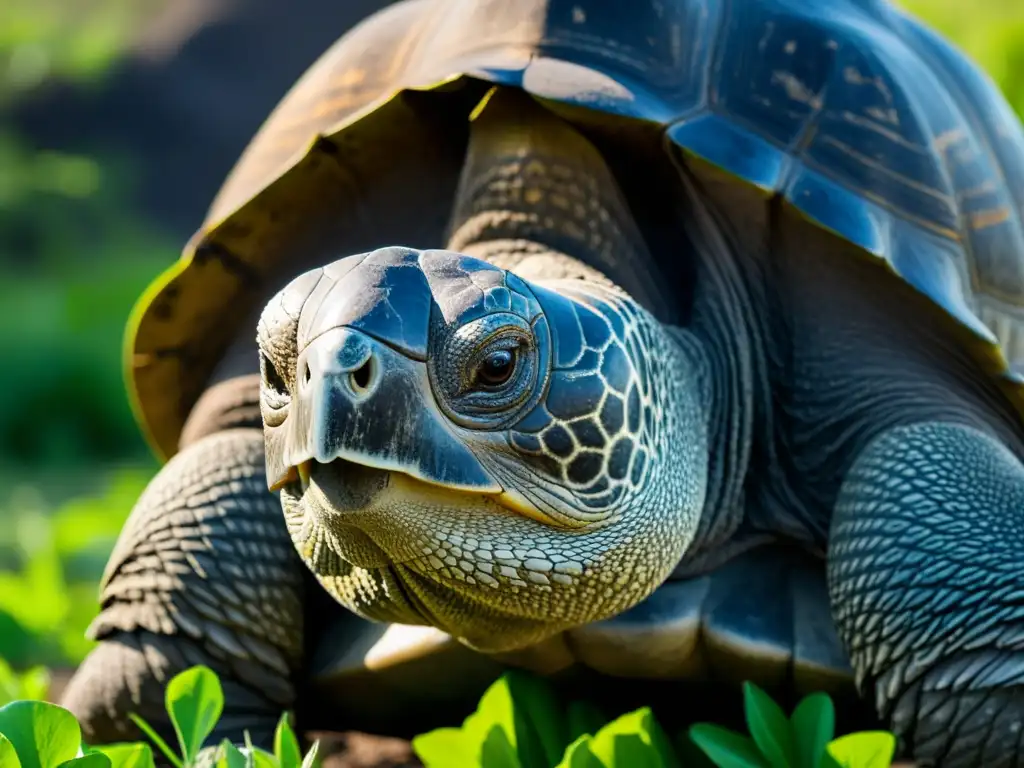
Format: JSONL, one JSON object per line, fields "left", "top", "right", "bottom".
{"left": 0, "top": 701, "right": 81, "bottom": 768}
{"left": 463, "top": 673, "right": 546, "bottom": 768}
{"left": 242, "top": 748, "right": 276, "bottom": 768}
{"left": 586, "top": 708, "right": 679, "bottom": 768}
{"left": 57, "top": 755, "right": 111, "bottom": 768}
{"left": 480, "top": 726, "right": 522, "bottom": 768}
{"left": 689, "top": 724, "right": 770, "bottom": 768}
{"left": 566, "top": 701, "right": 608, "bottom": 742}
{"left": 273, "top": 713, "right": 301, "bottom": 768}
{"left": 299, "top": 741, "right": 319, "bottom": 768}
{"left": 88, "top": 744, "right": 153, "bottom": 768}
{"left": 127, "top": 714, "right": 181, "bottom": 768}
{"left": 216, "top": 741, "right": 248, "bottom": 768}
{"left": 411, "top": 728, "right": 478, "bottom": 768}
{"left": 632, "top": 709, "right": 680, "bottom": 768}
{"left": 825, "top": 732, "right": 896, "bottom": 768}
{"left": 555, "top": 736, "right": 601, "bottom": 768}
{"left": 504, "top": 672, "right": 569, "bottom": 766}
{"left": 675, "top": 732, "right": 720, "bottom": 768}
{"left": 790, "top": 693, "right": 834, "bottom": 768}
{"left": 164, "top": 666, "right": 224, "bottom": 764}
{"left": 0, "top": 733, "right": 21, "bottom": 768}
{"left": 742, "top": 683, "right": 797, "bottom": 768}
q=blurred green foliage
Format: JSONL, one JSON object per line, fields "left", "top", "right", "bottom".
{"left": 1, "top": 0, "right": 175, "bottom": 469}
{"left": 0, "top": 0, "right": 170, "bottom": 669}
{"left": 0, "top": 0, "right": 1021, "bottom": 674}
{"left": 0, "top": 0, "right": 164, "bottom": 102}
{"left": 0, "top": 470, "right": 149, "bottom": 668}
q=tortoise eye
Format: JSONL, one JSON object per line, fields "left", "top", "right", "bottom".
{"left": 476, "top": 349, "right": 517, "bottom": 387}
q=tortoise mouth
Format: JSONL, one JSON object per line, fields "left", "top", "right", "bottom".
{"left": 300, "top": 457, "right": 392, "bottom": 516}
{"left": 286, "top": 453, "right": 577, "bottom": 530}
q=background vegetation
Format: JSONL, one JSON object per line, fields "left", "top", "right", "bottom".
{"left": 0, "top": 0, "right": 1021, "bottom": 685}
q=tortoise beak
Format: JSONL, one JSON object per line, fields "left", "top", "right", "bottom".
{"left": 265, "top": 326, "right": 501, "bottom": 494}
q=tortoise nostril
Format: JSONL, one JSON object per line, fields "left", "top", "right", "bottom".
{"left": 350, "top": 358, "right": 373, "bottom": 394}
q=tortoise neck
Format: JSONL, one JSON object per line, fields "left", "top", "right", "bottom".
{"left": 445, "top": 87, "right": 673, "bottom": 319}
{"left": 673, "top": 170, "right": 767, "bottom": 564}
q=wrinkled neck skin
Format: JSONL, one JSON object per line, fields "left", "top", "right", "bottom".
{"left": 667, "top": 174, "right": 765, "bottom": 576}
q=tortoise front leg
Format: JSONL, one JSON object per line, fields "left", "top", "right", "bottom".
{"left": 61, "top": 427, "right": 306, "bottom": 749}
{"left": 828, "top": 420, "right": 1024, "bottom": 767}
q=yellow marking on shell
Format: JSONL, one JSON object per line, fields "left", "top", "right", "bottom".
{"left": 819, "top": 135, "right": 955, "bottom": 206}
{"left": 865, "top": 106, "right": 900, "bottom": 126}
{"left": 772, "top": 71, "right": 822, "bottom": 109}
{"left": 969, "top": 207, "right": 1012, "bottom": 230}
{"left": 842, "top": 66, "right": 895, "bottom": 105}
{"left": 841, "top": 110, "right": 923, "bottom": 151}
{"left": 469, "top": 86, "right": 499, "bottom": 122}
{"left": 858, "top": 187, "right": 961, "bottom": 242}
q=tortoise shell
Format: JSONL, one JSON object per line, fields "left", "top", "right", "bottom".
{"left": 127, "top": 0, "right": 1024, "bottom": 469}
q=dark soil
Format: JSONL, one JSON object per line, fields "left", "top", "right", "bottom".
{"left": 314, "top": 733, "right": 420, "bottom": 768}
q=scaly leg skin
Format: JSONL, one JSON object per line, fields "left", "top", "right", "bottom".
{"left": 829, "top": 421, "right": 1024, "bottom": 767}
{"left": 61, "top": 428, "right": 306, "bottom": 749}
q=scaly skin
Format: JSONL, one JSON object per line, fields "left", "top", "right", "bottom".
{"left": 258, "top": 249, "right": 710, "bottom": 652}
{"left": 61, "top": 425, "right": 306, "bottom": 749}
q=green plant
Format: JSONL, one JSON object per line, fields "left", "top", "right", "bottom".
{"left": 413, "top": 671, "right": 595, "bottom": 767}
{"left": 0, "top": 661, "right": 905, "bottom": 768}
{"left": 411, "top": 670, "right": 689, "bottom": 767}
{"left": 127, "top": 666, "right": 318, "bottom": 768}
{"left": 412, "top": 673, "right": 898, "bottom": 768}
{"left": 0, "top": 700, "right": 110, "bottom": 768}
{"left": 689, "top": 682, "right": 896, "bottom": 768}
{"left": 555, "top": 708, "right": 680, "bottom": 768}
{"left": 0, "top": 468, "right": 153, "bottom": 669}
{"left": 0, "top": 665, "right": 318, "bottom": 768}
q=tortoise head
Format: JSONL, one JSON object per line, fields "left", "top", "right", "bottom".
{"left": 258, "top": 247, "right": 709, "bottom": 651}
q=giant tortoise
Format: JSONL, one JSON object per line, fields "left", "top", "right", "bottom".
{"left": 62, "top": 0, "right": 1024, "bottom": 765}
